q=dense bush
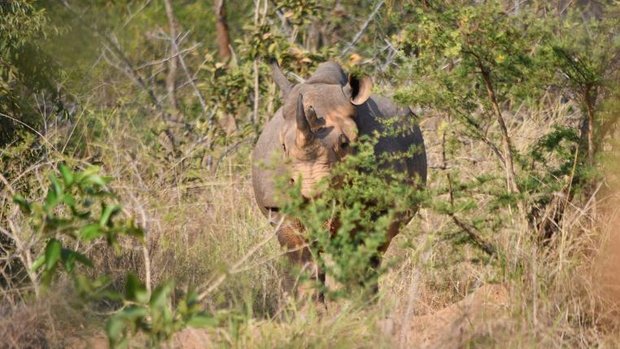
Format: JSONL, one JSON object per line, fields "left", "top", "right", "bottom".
{"left": 0, "top": 1, "right": 62, "bottom": 145}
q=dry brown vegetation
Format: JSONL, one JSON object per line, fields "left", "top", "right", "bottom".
{"left": 2, "top": 1, "right": 620, "bottom": 348}
{"left": 4, "top": 107, "right": 620, "bottom": 348}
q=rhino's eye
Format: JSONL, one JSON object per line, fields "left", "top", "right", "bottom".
{"left": 340, "top": 134, "right": 349, "bottom": 150}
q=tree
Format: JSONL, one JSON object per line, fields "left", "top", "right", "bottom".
{"left": 214, "top": 0, "right": 232, "bottom": 61}
{"left": 0, "top": 1, "right": 60, "bottom": 146}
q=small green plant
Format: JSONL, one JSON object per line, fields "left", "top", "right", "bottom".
{"left": 106, "top": 275, "right": 217, "bottom": 349}
{"left": 12, "top": 164, "right": 218, "bottom": 348}
{"left": 14, "top": 164, "right": 142, "bottom": 289}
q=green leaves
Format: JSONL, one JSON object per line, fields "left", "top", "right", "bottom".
{"left": 44, "top": 238, "right": 62, "bottom": 271}
{"left": 14, "top": 163, "right": 213, "bottom": 348}
{"left": 100, "top": 204, "right": 121, "bottom": 227}
{"left": 16, "top": 163, "right": 144, "bottom": 289}
{"left": 13, "top": 194, "right": 31, "bottom": 214}
{"left": 107, "top": 279, "right": 217, "bottom": 349}
{"left": 79, "top": 223, "right": 102, "bottom": 241}
{"left": 59, "top": 164, "right": 74, "bottom": 186}
{"left": 274, "top": 0, "right": 321, "bottom": 26}
{"left": 61, "top": 248, "right": 93, "bottom": 272}
{"left": 106, "top": 306, "right": 148, "bottom": 349}
{"left": 32, "top": 238, "right": 94, "bottom": 286}
{"left": 281, "top": 135, "right": 425, "bottom": 295}
{"left": 125, "top": 273, "right": 149, "bottom": 304}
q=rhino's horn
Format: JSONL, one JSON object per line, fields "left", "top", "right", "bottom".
{"left": 295, "top": 94, "right": 314, "bottom": 146}
{"left": 271, "top": 60, "right": 292, "bottom": 99}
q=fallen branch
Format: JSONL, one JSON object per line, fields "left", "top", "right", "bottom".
{"left": 442, "top": 130, "right": 496, "bottom": 256}
{"left": 450, "top": 214, "right": 496, "bottom": 256}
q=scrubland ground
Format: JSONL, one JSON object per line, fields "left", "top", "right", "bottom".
{"left": 4, "top": 111, "right": 620, "bottom": 348}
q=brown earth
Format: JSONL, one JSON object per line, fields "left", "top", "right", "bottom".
{"left": 65, "top": 284, "right": 509, "bottom": 348}
{"left": 382, "top": 284, "right": 509, "bottom": 349}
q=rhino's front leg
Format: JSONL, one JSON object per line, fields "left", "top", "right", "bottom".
{"left": 359, "top": 212, "right": 412, "bottom": 295}
{"left": 276, "top": 219, "right": 325, "bottom": 303}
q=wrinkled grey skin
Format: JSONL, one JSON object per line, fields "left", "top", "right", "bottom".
{"left": 251, "top": 61, "right": 427, "bottom": 297}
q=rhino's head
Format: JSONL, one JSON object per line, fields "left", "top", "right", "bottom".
{"left": 273, "top": 61, "right": 372, "bottom": 198}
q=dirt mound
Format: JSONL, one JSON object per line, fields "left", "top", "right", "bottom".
{"left": 382, "top": 284, "right": 510, "bottom": 348}
{"left": 66, "top": 335, "right": 107, "bottom": 349}
{"left": 67, "top": 329, "right": 213, "bottom": 349}
{"left": 592, "top": 197, "right": 620, "bottom": 314}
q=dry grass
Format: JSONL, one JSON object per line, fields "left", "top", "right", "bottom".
{"left": 1, "top": 92, "right": 620, "bottom": 349}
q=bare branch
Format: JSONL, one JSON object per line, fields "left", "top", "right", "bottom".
{"left": 478, "top": 61, "right": 520, "bottom": 196}
{"left": 168, "top": 31, "right": 211, "bottom": 124}
{"left": 341, "top": 0, "right": 385, "bottom": 57}
{"left": 197, "top": 217, "right": 284, "bottom": 301}
{"left": 450, "top": 214, "right": 496, "bottom": 256}
{"left": 0, "top": 112, "right": 57, "bottom": 152}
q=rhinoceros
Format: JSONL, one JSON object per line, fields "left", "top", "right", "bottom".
{"left": 251, "top": 61, "right": 427, "bottom": 296}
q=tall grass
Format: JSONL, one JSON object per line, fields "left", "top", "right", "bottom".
{"left": 1, "top": 102, "right": 619, "bottom": 347}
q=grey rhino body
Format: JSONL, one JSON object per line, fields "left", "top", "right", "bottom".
{"left": 251, "top": 61, "right": 427, "bottom": 294}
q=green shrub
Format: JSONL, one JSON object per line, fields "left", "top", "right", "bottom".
{"left": 10, "top": 164, "right": 217, "bottom": 348}
{"left": 280, "top": 134, "right": 425, "bottom": 296}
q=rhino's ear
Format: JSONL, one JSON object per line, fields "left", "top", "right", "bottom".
{"left": 343, "top": 75, "right": 372, "bottom": 106}
{"left": 271, "top": 60, "right": 292, "bottom": 99}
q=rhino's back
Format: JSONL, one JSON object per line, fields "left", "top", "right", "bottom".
{"left": 252, "top": 109, "right": 287, "bottom": 218}
{"left": 355, "top": 94, "right": 427, "bottom": 185}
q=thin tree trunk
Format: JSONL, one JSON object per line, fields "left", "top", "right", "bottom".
{"left": 250, "top": 0, "right": 267, "bottom": 125}
{"left": 251, "top": 0, "right": 260, "bottom": 125}
{"left": 163, "top": 0, "right": 180, "bottom": 118}
{"left": 477, "top": 60, "right": 527, "bottom": 220}
{"left": 583, "top": 85, "right": 596, "bottom": 166}
{"left": 161, "top": 0, "right": 181, "bottom": 153}
{"left": 583, "top": 84, "right": 598, "bottom": 221}
{"left": 479, "top": 64, "right": 520, "bottom": 196}
{"left": 214, "top": 0, "right": 232, "bottom": 61}
{"left": 164, "top": 0, "right": 179, "bottom": 117}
